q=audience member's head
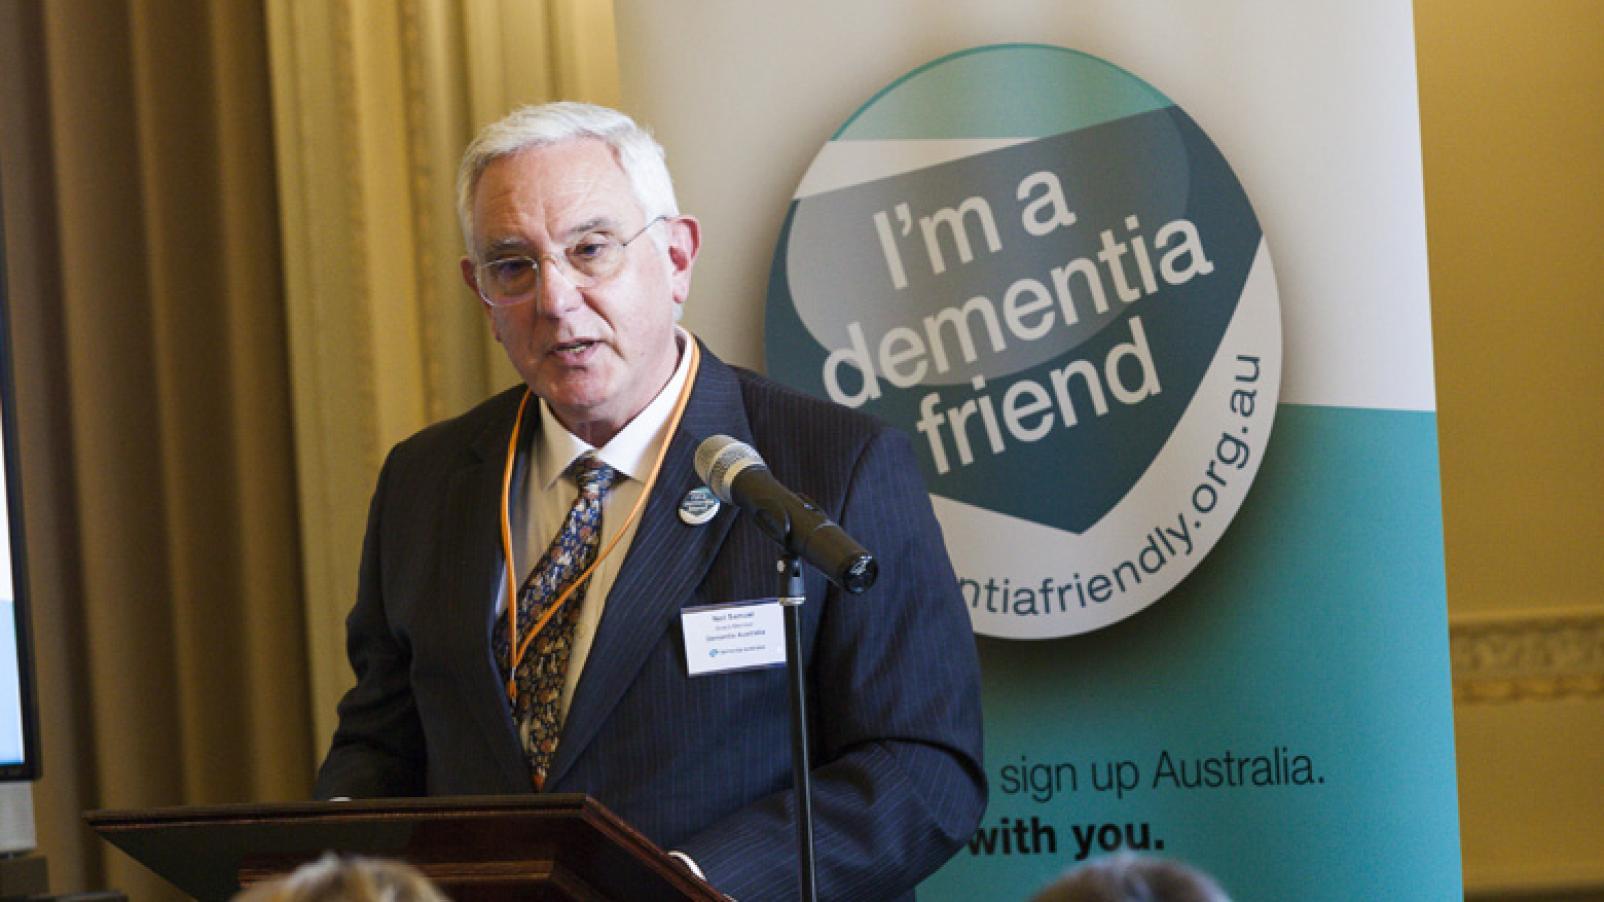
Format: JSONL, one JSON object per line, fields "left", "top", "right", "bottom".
{"left": 233, "top": 854, "right": 447, "bottom": 902}
{"left": 1030, "top": 853, "right": 1230, "bottom": 902}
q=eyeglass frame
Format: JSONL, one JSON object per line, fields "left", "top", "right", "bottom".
{"left": 469, "top": 214, "right": 670, "bottom": 307}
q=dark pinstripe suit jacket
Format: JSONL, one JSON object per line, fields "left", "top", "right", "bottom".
{"left": 315, "top": 345, "right": 986, "bottom": 901}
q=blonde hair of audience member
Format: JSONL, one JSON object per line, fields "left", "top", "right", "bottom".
{"left": 233, "top": 854, "right": 447, "bottom": 902}
{"left": 1030, "top": 852, "right": 1231, "bottom": 902}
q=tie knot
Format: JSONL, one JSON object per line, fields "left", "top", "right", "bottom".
{"left": 569, "top": 454, "right": 618, "bottom": 498}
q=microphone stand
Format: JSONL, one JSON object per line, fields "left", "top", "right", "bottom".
{"left": 776, "top": 552, "right": 817, "bottom": 902}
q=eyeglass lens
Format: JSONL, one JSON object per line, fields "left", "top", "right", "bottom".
{"left": 477, "top": 216, "right": 665, "bottom": 306}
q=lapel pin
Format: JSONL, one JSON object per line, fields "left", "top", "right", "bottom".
{"left": 679, "top": 486, "right": 720, "bottom": 525}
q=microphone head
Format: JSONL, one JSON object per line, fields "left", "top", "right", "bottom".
{"left": 694, "top": 435, "right": 766, "bottom": 503}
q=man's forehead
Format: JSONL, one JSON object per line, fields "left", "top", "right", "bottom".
{"left": 471, "top": 141, "right": 640, "bottom": 250}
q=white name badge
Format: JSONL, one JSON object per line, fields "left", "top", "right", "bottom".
{"left": 681, "top": 599, "right": 787, "bottom": 676}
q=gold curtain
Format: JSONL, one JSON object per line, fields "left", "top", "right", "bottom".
{"left": 0, "top": 1, "right": 310, "bottom": 898}
{"left": 265, "top": 0, "right": 621, "bottom": 748}
{"left": 3, "top": 0, "right": 621, "bottom": 897}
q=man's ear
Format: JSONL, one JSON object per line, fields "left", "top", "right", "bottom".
{"left": 664, "top": 215, "right": 701, "bottom": 305}
{"left": 462, "top": 256, "right": 501, "bottom": 341}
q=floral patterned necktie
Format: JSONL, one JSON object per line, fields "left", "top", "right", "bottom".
{"left": 492, "top": 452, "right": 618, "bottom": 788}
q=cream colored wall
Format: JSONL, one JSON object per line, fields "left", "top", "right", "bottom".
{"left": 1416, "top": 0, "right": 1604, "bottom": 895}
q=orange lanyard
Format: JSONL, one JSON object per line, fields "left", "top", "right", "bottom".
{"left": 496, "top": 340, "right": 702, "bottom": 703}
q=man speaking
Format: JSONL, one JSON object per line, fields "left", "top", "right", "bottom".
{"left": 314, "top": 102, "right": 985, "bottom": 900}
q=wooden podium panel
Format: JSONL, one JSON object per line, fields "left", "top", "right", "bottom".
{"left": 86, "top": 794, "right": 725, "bottom": 901}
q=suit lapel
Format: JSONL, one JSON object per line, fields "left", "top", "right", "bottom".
{"left": 440, "top": 388, "right": 534, "bottom": 793}
{"left": 545, "top": 347, "right": 752, "bottom": 787}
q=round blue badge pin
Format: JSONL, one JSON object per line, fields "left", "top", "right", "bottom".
{"left": 679, "top": 486, "right": 720, "bottom": 525}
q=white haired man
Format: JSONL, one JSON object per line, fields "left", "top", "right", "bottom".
{"left": 315, "top": 102, "right": 985, "bottom": 901}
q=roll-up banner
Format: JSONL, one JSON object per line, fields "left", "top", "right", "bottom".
{"left": 617, "top": 4, "right": 1460, "bottom": 899}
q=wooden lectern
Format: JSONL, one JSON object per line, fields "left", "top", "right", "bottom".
{"left": 86, "top": 794, "right": 726, "bottom": 901}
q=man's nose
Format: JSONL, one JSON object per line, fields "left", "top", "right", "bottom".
{"left": 532, "top": 255, "right": 584, "bottom": 317}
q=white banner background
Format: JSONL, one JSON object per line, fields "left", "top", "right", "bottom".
{"left": 613, "top": 4, "right": 1455, "bottom": 898}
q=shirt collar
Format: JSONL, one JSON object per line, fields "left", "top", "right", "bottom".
{"left": 534, "top": 327, "right": 695, "bottom": 491}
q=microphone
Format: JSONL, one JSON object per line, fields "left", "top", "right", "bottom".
{"left": 694, "top": 435, "right": 878, "bottom": 594}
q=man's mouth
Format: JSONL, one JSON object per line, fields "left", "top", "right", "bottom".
{"left": 551, "top": 339, "right": 597, "bottom": 359}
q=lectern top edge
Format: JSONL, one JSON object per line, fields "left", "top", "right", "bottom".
{"left": 86, "top": 793, "right": 596, "bottom": 830}
{"left": 85, "top": 794, "right": 724, "bottom": 901}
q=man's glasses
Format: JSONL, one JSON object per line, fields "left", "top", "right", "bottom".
{"left": 472, "top": 215, "right": 668, "bottom": 307}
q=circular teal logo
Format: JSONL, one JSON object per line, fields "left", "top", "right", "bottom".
{"left": 766, "top": 44, "right": 1282, "bottom": 638}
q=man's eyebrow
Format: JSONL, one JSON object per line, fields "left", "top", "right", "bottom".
{"left": 480, "top": 217, "right": 619, "bottom": 257}
{"left": 561, "top": 217, "right": 615, "bottom": 239}
{"left": 482, "top": 236, "right": 532, "bottom": 257}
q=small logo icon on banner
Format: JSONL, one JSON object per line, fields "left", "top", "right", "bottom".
{"left": 766, "top": 44, "right": 1282, "bottom": 638}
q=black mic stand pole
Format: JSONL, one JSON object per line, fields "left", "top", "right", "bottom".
{"left": 776, "top": 552, "right": 817, "bottom": 902}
